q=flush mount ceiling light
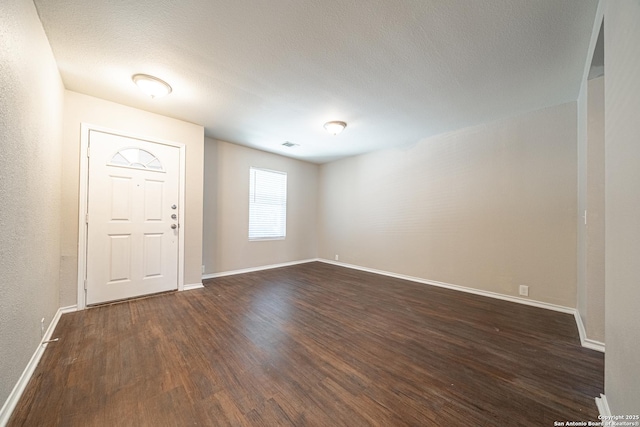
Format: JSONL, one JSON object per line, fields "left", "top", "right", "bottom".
{"left": 323, "top": 121, "right": 347, "bottom": 135}
{"left": 132, "top": 74, "right": 172, "bottom": 98}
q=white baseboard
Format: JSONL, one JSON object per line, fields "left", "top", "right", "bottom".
{"left": 318, "top": 259, "right": 605, "bottom": 352}
{"left": 59, "top": 305, "right": 78, "bottom": 315}
{"left": 595, "top": 394, "right": 611, "bottom": 417}
{"left": 318, "top": 259, "right": 576, "bottom": 314}
{"left": 0, "top": 305, "right": 77, "bottom": 427}
{"left": 584, "top": 338, "right": 605, "bottom": 353}
{"left": 573, "top": 311, "right": 606, "bottom": 353}
{"left": 183, "top": 282, "right": 204, "bottom": 291}
{"left": 202, "top": 258, "right": 318, "bottom": 280}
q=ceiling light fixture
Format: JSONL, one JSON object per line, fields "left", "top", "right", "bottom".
{"left": 323, "top": 121, "right": 347, "bottom": 135}
{"left": 132, "top": 74, "right": 172, "bottom": 98}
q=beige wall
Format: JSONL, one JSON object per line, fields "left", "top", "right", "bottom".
{"left": 0, "top": 0, "right": 64, "bottom": 406}
{"left": 203, "top": 138, "right": 318, "bottom": 273}
{"left": 318, "top": 102, "right": 578, "bottom": 307}
{"left": 585, "top": 76, "right": 605, "bottom": 342}
{"left": 60, "top": 91, "right": 204, "bottom": 306}
{"left": 604, "top": 0, "right": 640, "bottom": 414}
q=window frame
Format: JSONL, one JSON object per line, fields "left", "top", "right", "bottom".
{"left": 248, "top": 166, "right": 288, "bottom": 241}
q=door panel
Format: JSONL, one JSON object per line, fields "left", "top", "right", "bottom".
{"left": 144, "top": 180, "right": 164, "bottom": 221}
{"left": 109, "top": 176, "right": 132, "bottom": 220}
{"left": 143, "top": 233, "right": 163, "bottom": 277}
{"left": 86, "top": 130, "right": 180, "bottom": 305}
{"left": 109, "top": 235, "right": 131, "bottom": 282}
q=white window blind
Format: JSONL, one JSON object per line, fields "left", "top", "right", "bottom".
{"left": 249, "top": 167, "right": 287, "bottom": 240}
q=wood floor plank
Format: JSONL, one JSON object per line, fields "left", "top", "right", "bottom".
{"left": 8, "top": 262, "right": 603, "bottom": 426}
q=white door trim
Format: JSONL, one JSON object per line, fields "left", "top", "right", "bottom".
{"left": 77, "top": 123, "right": 187, "bottom": 310}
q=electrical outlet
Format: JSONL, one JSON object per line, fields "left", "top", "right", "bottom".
{"left": 335, "top": 254, "right": 339, "bottom": 261}
{"left": 41, "top": 318, "right": 45, "bottom": 338}
{"left": 519, "top": 285, "right": 529, "bottom": 297}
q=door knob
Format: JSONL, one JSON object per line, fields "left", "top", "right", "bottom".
{"left": 171, "top": 214, "right": 177, "bottom": 219}
{"left": 171, "top": 224, "right": 177, "bottom": 229}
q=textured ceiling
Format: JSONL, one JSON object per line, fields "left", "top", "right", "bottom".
{"left": 33, "top": 0, "right": 599, "bottom": 163}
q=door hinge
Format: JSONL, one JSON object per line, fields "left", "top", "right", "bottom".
{"left": 83, "top": 279, "right": 87, "bottom": 290}
{"left": 87, "top": 145, "right": 90, "bottom": 157}
{"left": 85, "top": 213, "right": 89, "bottom": 224}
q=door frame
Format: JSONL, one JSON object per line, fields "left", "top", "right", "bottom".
{"left": 77, "top": 123, "right": 187, "bottom": 310}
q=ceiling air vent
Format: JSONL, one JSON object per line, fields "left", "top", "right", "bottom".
{"left": 282, "top": 142, "right": 299, "bottom": 148}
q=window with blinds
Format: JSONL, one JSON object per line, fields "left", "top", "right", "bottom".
{"left": 249, "top": 167, "right": 287, "bottom": 240}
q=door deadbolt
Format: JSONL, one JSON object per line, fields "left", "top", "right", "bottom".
{"left": 171, "top": 214, "right": 177, "bottom": 219}
{"left": 171, "top": 204, "right": 177, "bottom": 209}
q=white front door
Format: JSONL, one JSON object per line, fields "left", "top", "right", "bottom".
{"left": 85, "top": 130, "right": 180, "bottom": 305}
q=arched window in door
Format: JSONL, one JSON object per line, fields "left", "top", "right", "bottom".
{"left": 108, "top": 148, "right": 164, "bottom": 171}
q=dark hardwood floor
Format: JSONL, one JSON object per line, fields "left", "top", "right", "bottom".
{"left": 9, "top": 262, "right": 603, "bottom": 426}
